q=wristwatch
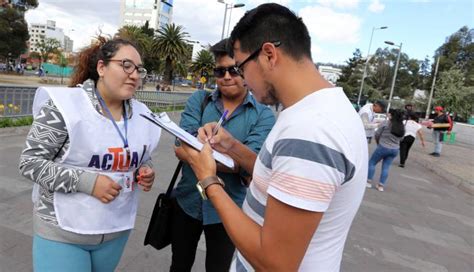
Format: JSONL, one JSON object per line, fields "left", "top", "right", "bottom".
{"left": 196, "top": 176, "right": 225, "bottom": 200}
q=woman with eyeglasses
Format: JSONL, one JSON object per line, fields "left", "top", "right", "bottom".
{"left": 169, "top": 38, "right": 275, "bottom": 272}
{"left": 19, "top": 37, "right": 161, "bottom": 272}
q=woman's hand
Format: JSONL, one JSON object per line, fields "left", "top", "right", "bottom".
{"left": 92, "top": 175, "right": 122, "bottom": 204}
{"left": 137, "top": 166, "right": 155, "bottom": 192}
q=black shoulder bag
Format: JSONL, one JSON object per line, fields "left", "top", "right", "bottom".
{"left": 144, "top": 92, "right": 211, "bottom": 250}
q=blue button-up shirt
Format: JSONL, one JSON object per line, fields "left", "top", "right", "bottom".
{"left": 174, "top": 89, "right": 275, "bottom": 225}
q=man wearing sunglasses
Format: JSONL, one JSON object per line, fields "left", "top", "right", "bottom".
{"left": 170, "top": 38, "right": 275, "bottom": 272}
{"left": 175, "top": 3, "right": 368, "bottom": 272}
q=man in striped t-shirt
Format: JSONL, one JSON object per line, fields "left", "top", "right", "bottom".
{"left": 175, "top": 3, "right": 367, "bottom": 271}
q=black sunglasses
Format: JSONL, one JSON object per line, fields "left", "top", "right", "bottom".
{"left": 236, "top": 41, "right": 282, "bottom": 78}
{"left": 213, "top": 66, "right": 240, "bottom": 78}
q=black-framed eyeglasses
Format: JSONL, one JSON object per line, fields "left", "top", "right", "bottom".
{"left": 213, "top": 66, "right": 240, "bottom": 78}
{"left": 236, "top": 41, "right": 281, "bottom": 78}
{"left": 109, "top": 59, "right": 147, "bottom": 79}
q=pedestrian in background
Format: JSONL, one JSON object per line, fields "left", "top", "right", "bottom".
{"left": 428, "top": 106, "right": 452, "bottom": 157}
{"left": 399, "top": 112, "right": 425, "bottom": 168}
{"left": 359, "top": 100, "right": 386, "bottom": 143}
{"left": 171, "top": 38, "right": 275, "bottom": 272}
{"left": 19, "top": 37, "right": 161, "bottom": 272}
{"left": 367, "top": 109, "right": 405, "bottom": 191}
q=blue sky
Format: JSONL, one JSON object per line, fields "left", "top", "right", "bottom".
{"left": 25, "top": 0, "right": 473, "bottom": 65}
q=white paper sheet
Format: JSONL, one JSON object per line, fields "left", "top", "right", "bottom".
{"left": 140, "top": 112, "right": 235, "bottom": 169}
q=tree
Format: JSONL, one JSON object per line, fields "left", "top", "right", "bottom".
{"left": 190, "top": 49, "right": 214, "bottom": 81}
{"left": 336, "top": 49, "right": 364, "bottom": 100}
{"left": 37, "top": 38, "right": 61, "bottom": 65}
{"left": 435, "top": 68, "right": 474, "bottom": 120}
{"left": 153, "top": 23, "right": 190, "bottom": 84}
{"left": 0, "top": 7, "right": 29, "bottom": 60}
{"left": 116, "top": 25, "right": 161, "bottom": 74}
{"left": 418, "top": 56, "right": 431, "bottom": 90}
{"left": 434, "top": 26, "right": 474, "bottom": 86}
{"left": 58, "top": 52, "right": 68, "bottom": 84}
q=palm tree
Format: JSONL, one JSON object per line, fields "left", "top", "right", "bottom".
{"left": 190, "top": 49, "right": 215, "bottom": 85}
{"left": 153, "top": 23, "right": 190, "bottom": 84}
{"left": 116, "top": 25, "right": 161, "bottom": 74}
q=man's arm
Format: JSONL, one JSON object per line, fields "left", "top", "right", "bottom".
{"left": 360, "top": 112, "right": 378, "bottom": 129}
{"left": 207, "top": 184, "right": 322, "bottom": 271}
{"left": 197, "top": 125, "right": 258, "bottom": 175}
{"left": 175, "top": 143, "right": 322, "bottom": 271}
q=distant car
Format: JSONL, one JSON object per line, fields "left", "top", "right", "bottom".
{"left": 180, "top": 83, "right": 189, "bottom": 87}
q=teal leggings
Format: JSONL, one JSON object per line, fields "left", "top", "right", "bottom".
{"left": 33, "top": 231, "right": 130, "bottom": 272}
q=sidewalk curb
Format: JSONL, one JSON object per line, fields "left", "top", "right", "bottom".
{"left": 0, "top": 125, "right": 31, "bottom": 137}
{"left": 412, "top": 154, "right": 474, "bottom": 196}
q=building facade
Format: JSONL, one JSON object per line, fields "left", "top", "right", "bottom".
{"left": 318, "top": 65, "right": 342, "bottom": 84}
{"left": 119, "top": 0, "right": 173, "bottom": 30}
{"left": 28, "top": 20, "right": 73, "bottom": 53}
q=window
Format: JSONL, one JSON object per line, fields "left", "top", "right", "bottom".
{"left": 161, "top": 3, "right": 172, "bottom": 13}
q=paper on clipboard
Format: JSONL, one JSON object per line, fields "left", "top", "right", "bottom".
{"left": 140, "top": 112, "right": 235, "bottom": 169}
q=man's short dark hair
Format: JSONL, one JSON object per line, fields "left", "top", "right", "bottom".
{"left": 374, "top": 100, "right": 386, "bottom": 111}
{"left": 230, "top": 3, "right": 312, "bottom": 61}
{"left": 210, "top": 38, "right": 231, "bottom": 60}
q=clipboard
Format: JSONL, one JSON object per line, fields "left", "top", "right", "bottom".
{"left": 140, "top": 112, "right": 235, "bottom": 169}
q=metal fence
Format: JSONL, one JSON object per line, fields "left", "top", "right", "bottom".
{"left": 0, "top": 86, "right": 36, "bottom": 117}
{"left": 134, "top": 90, "right": 192, "bottom": 110}
{"left": 0, "top": 85, "right": 193, "bottom": 118}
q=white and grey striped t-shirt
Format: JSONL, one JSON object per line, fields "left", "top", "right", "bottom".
{"left": 232, "top": 88, "right": 368, "bottom": 272}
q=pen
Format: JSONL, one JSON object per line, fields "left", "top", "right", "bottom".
{"left": 212, "top": 109, "right": 229, "bottom": 136}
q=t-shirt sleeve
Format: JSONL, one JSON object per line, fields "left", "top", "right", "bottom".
{"left": 266, "top": 119, "right": 354, "bottom": 212}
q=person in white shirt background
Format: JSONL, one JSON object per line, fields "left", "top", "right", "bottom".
{"left": 399, "top": 112, "right": 425, "bottom": 168}
{"left": 358, "top": 100, "right": 387, "bottom": 143}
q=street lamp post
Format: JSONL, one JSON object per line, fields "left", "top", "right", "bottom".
{"left": 217, "top": 1, "right": 245, "bottom": 39}
{"left": 425, "top": 56, "right": 440, "bottom": 119}
{"left": 226, "top": 3, "right": 245, "bottom": 37}
{"left": 357, "top": 26, "right": 388, "bottom": 106}
{"left": 385, "top": 41, "right": 403, "bottom": 113}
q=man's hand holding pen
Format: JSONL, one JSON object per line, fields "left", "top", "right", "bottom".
{"left": 174, "top": 109, "right": 238, "bottom": 180}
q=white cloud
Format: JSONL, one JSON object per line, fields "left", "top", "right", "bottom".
{"left": 173, "top": 0, "right": 231, "bottom": 46}
{"left": 317, "top": 0, "right": 359, "bottom": 9}
{"left": 311, "top": 44, "right": 323, "bottom": 60}
{"left": 245, "top": 0, "right": 292, "bottom": 7}
{"left": 25, "top": 1, "right": 119, "bottom": 51}
{"left": 299, "top": 6, "right": 361, "bottom": 44}
{"left": 368, "top": 0, "right": 385, "bottom": 13}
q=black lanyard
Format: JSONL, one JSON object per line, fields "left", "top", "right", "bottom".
{"left": 95, "top": 89, "right": 129, "bottom": 149}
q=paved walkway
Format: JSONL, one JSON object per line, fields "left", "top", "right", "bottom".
{"left": 0, "top": 112, "right": 472, "bottom": 271}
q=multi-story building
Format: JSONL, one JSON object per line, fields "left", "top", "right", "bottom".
{"left": 318, "top": 65, "right": 342, "bottom": 84}
{"left": 28, "top": 20, "right": 74, "bottom": 53}
{"left": 119, "top": 0, "right": 173, "bottom": 30}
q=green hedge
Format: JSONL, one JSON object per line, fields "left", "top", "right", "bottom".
{"left": 0, "top": 116, "right": 33, "bottom": 128}
{"left": 150, "top": 106, "right": 185, "bottom": 113}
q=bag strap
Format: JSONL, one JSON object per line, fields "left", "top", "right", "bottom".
{"left": 200, "top": 92, "right": 211, "bottom": 124}
{"left": 165, "top": 161, "right": 183, "bottom": 197}
{"left": 164, "top": 92, "right": 212, "bottom": 195}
